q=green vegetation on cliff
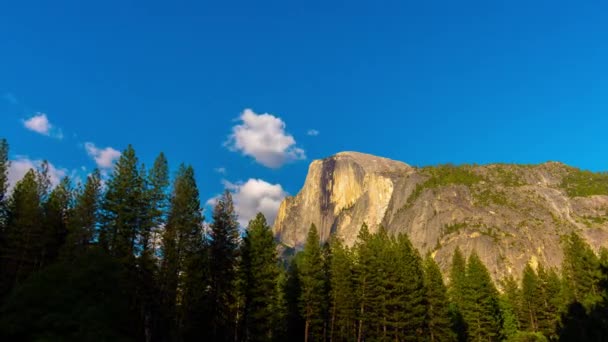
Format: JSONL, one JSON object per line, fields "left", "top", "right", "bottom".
{"left": 561, "top": 168, "right": 608, "bottom": 197}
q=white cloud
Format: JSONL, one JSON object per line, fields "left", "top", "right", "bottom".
{"left": 207, "top": 178, "right": 288, "bottom": 227}
{"left": 85, "top": 142, "right": 121, "bottom": 169}
{"left": 22, "top": 112, "right": 63, "bottom": 139}
{"left": 225, "top": 108, "right": 305, "bottom": 168}
{"left": 7, "top": 157, "right": 67, "bottom": 193}
{"left": 214, "top": 167, "right": 226, "bottom": 174}
{"left": 307, "top": 129, "right": 320, "bottom": 136}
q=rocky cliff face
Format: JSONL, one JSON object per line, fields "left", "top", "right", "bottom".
{"left": 273, "top": 152, "right": 608, "bottom": 283}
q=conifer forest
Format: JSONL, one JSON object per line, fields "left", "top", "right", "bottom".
{"left": 1, "top": 138, "right": 608, "bottom": 342}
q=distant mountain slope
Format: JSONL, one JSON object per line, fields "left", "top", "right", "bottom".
{"left": 273, "top": 152, "right": 608, "bottom": 282}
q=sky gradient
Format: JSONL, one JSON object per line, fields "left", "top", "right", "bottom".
{"left": 2, "top": 1, "right": 608, "bottom": 225}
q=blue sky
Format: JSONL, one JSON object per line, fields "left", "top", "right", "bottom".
{"left": 2, "top": 1, "right": 608, "bottom": 225}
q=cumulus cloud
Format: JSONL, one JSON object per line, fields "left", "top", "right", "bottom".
{"left": 307, "top": 129, "right": 320, "bottom": 136}
{"left": 207, "top": 178, "right": 288, "bottom": 227}
{"left": 214, "top": 167, "right": 226, "bottom": 174}
{"left": 22, "top": 112, "right": 63, "bottom": 139}
{"left": 7, "top": 157, "right": 67, "bottom": 193}
{"left": 225, "top": 109, "right": 305, "bottom": 168}
{"left": 84, "top": 142, "right": 121, "bottom": 169}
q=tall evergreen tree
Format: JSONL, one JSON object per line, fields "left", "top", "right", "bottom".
{"left": 0, "top": 170, "right": 42, "bottom": 297}
{"left": 299, "top": 224, "right": 326, "bottom": 342}
{"left": 461, "top": 252, "right": 502, "bottom": 341}
{"left": 143, "top": 152, "right": 169, "bottom": 258}
{"left": 240, "top": 212, "right": 280, "bottom": 342}
{"left": 521, "top": 263, "right": 541, "bottom": 332}
{"left": 284, "top": 254, "right": 305, "bottom": 340}
{"left": 425, "top": 255, "right": 456, "bottom": 342}
{"left": 562, "top": 232, "right": 602, "bottom": 307}
{"left": 387, "top": 233, "right": 427, "bottom": 340}
{"left": 99, "top": 145, "right": 146, "bottom": 261}
{"left": 328, "top": 236, "right": 357, "bottom": 342}
{"left": 535, "top": 265, "right": 562, "bottom": 339}
{"left": 208, "top": 190, "right": 240, "bottom": 341}
{"left": 354, "top": 223, "right": 379, "bottom": 342}
{"left": 449, "top": 247, "right": 468, "bottom": 341}
{"left": 158, "top": 165, "right": 205, "bottom": 340}
{"left": 63, "top": 170, "right": 102, "bottom": 257}
{"left": 40, "top": 177, "right": 71, "bottom": 267}
{"left": 499, "top": 275, "right": 521, "bottom": 339}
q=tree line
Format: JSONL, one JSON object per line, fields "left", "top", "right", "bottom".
{"left": 0, "top": 138, "right": 607, "bottom": 341}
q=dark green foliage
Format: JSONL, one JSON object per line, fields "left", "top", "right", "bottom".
{"left": 328, "top": 237, "right": 357, "bottom": 341}
{"left": 352, "top": 225, "right": 430, "bottom": 341}
{"left": 521, "top": 263, "right": 541, "bottom": 332}
{"left": 299, "top": 224, "right": 326, "bottom": 341}
{"left": 142, "top": 152, "right": 169, "bottom": 258}
{"left": 284, "top": 255, "right": 305, "bottom": 340}
{"left": 562, "top": 232, "right": 602, "bottom": 307}
{"left": 159, "top": 164, "right": 205, "bottom": 340}
{"left": 40, "top": 177, "right": 72, "bottom": 267}
{"left": 425, "top": 255, "right": 456, "bottom": 342}
{"left": 208, "top": 190, "right": 240, "bottom": 341}
{"left": 0, "top": 170, "right": 42, "bottom": 297}
{"left": 406, "top": 164, "right": 484, "bottom": 206}
{"left": 561, "top": 168, "right": 608, "bottom": 197}
{"left": 449, "top": 248, "right": 467, "bottom": 303}
{"left": 99, "top": 145, "right": 146, "bottom": 261}
{"left": 535, "top": 266, "right": 562, "bottom": 338}
{"left": 461, "top": 252, "right": 502, "bottom": 341}
{"left": 0, "top": 248, "right": 137, "bottom": 341}
{"left": 500, "top": 276, "right": 522, "bottom": 339}
{"left": 240, "top": 213, "right": 280, "bottom": 341}
{"left": 63, "top": 170, "right": 102, "bottom": 257}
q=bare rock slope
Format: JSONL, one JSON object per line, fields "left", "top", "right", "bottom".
{"left": 273, "top": 152, "right": 608, "bottom": 282}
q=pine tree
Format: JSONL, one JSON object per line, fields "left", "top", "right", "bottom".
{"left": 425, "top": 255, "right": 456, "bottom": 342}
{"left": 499, "top": 275, "right": 521, "bottom": 339}
{"left": 354, "top": 223, "right": 378, "bottom": 342}
{"left": 461, "top": 252, "right": 502, "bottom": 341}
{"left": 240, "top": 212, "right": 280, "bottom": 342}
{"left": 208, "top": 190, "right": 240, "bottom": 341}
{"left": 0, "top": 170, "right": 42, "bottom": 296}
{"left": 40, "top": 177, "right": 71, "bottom": 267}
{"left": 521, "top": 263, "right": 541, "bottom": 332}
{"left": 159, "top": 165, "right": 205, "bottom": 340}
{"left": 299, "top": 224, "right": 326, "bottom": 342}
{"left": 284, "top": 254, "right": 305, "bottom": 340}
{"left": 562, "top": 232, "right": 602, "bottom": 307}
{"left": 143, "top": 152, "right": 169, "bottom": 259}
{"left": 387, "top": 233, "right": 427, "bottom": 340}
{"left": 99, "top": 145, "right": 146, "bottom": 261}
{"left": 63, "top": 170, "right": 102, "bottom": 257}
{"left": 328, "top": 236, "right": 357, "bottom": 342}
{"left": 536, "top": 265, "right": 562, "bottom": 339}
{"left": 449, "top": 247, "right": 468, "bottom": 341}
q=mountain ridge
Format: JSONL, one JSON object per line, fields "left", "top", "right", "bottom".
{"left": 273, "top": 151, "right": 608, "bottom": 282}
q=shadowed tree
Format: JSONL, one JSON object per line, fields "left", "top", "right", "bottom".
{"left": 0, "top": 170, "right": 41, "bottom": 297}
{"left": 299, "top": 224, "right": 326, "bottom": 342}
{"left": 425, "top": 255, "right": 456, "bottom": 342}
{"left": 208, "top": 190, "right": 240, "bottom": 341}
{"left": 63, "top": 170, "right": 102, "bottom": 258}
{"left": 240, "top": 212, "right": 280, "bottom": 341}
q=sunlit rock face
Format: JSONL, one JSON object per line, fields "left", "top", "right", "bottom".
{"left": 274, "top": 152, "right": 413, "bottom": 248}
{"left": 273, "top": 152, "right": 608, "bottom": 284}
